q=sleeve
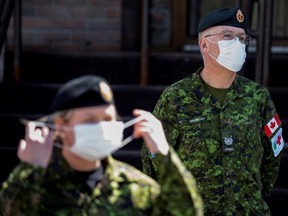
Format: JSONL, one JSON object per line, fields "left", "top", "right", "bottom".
{"left": 261, "top": 91, "right": 284, "bottom": 198}
{"left": 151, "top": 146, "right": 203, "bottom": 216}
{"left": 141, "top": 89, "right": 180, "bottom": 180}
{"left": 0, "top": 163, "right": 46, "bottom": 215}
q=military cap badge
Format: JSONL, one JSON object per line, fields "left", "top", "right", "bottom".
{"left": 99, "top": 81, "right": 113, "bottom": 102}
{"left": 236, "top": 9, "right": 244, "bottom": 23}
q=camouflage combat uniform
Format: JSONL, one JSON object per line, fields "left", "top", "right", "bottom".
{"left": 0, "top": 146, "right": 203, "bottom": 216}
{"left": 141, "top": 68, "right": 284, "bottom": 215}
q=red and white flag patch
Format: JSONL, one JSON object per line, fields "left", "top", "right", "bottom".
{"left": 264, "top": 114, "right": 281, "bottom": 137}
{"left": 271, "top": 128, "right": 284, "bottom": 157}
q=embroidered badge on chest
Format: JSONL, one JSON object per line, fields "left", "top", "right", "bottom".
{"left": 224, "top": 136, "right": 233, "bottom": 145}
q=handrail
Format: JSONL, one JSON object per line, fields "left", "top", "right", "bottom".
{"left": 0, "top": 0, "right": 14, "bottom": 53}
{"left": 140, "top": 0, "right": 149, "bottom": 85}
{"left": 237, "top": 0, "right": 273, "bottom": 86}
{"left": 0, "top": 0, "right": 22, "bottom": 82}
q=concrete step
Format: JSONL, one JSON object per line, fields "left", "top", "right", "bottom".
{"left": 0, "top": 82, "right": 288, "bottom": 194}
{"left": 0, "top": 82, "right": 165, "bottom": 116}
{"left": 4, "top": 51, "right": 288, "bottom": 87}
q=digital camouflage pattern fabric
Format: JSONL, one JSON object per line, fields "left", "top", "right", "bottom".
{"left": 141, "top": 68, "right": 283, "bottom": 215}
{"left": 0, "top": 147, "right": 203, "bottom": 216}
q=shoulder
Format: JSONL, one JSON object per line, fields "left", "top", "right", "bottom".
{"left": 236, "top": 75, "right": 271, "bottom": 98}
{"left": 159, "top": 74, "right": 197, "bottom": 103}
{"left": 0, "top": 163, "right": 45, "bottom": 201}
{"left": 4, "top": 163, "right": 45, "bottom": 183}
{"left": 237, "top": 75, "right": 269, "bottom": 92}
{"left": 164, "top": 74, "right": 195, "bottom": 93}
{"left": 0, "top": 163, "right": 47, "bottom": 197}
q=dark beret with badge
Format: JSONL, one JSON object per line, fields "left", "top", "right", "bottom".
{"left": 198, "top": 7, "right": 247, "bottom": 33}
{"left": 51, "top": 75, "right": 114, "bottom": 112}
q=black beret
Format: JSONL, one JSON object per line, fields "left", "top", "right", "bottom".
{"left": 51, "top": 75, "right": 114, "bottom": 112}
{"left": 198, "top": 7, "right": 247, "bottom": 33}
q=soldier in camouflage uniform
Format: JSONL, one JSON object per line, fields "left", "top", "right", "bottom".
{"left": 0, "top": 75, "right": 203, "bottom": 215}
{"left": 141, "top": 7, "right": 284, "bottom": 215}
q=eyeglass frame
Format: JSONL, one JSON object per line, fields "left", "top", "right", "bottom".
{"left": 204, "top": 31, "right": 252, "bottom": 45}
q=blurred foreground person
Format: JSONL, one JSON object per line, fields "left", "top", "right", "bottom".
{"left": 0, "top": 75, "right": 203, "bottom": 216}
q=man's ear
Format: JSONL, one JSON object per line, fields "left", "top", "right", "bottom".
{"left": 199, "top": 37, "right": 208, "bottom": 53}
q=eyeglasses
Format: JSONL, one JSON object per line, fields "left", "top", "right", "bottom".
{"left": 204, "top": 31, "right": 252, "bottom": 45}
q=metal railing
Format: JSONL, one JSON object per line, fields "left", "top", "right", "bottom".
{"left": 0, "top": 0, "right": 22, "bottom": 82}
{"left": 241, "top": 0, "right": 273, "bottom": 86}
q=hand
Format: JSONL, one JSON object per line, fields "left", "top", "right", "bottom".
{"left": 17, "top": 122, "right": 54, "bottom": 168}
{"left": 132, "top": 109, "right": 169, "bottom": 155}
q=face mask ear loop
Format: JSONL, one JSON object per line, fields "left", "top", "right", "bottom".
{"left": 121, "top": 135, "right": 135, "bottom": 146}
{"left": 123, "top": 116, "right": 144, "bottom": 129}
{"left": 205, "top": 37, "right": 218, "bottom": 45}
{"left": 20, "top": 119, "right": 57, "bottom": 130}
{"left": 20, "top": 119, "right": 73, "bottom": 131}
{"left": 121, "top": 115, "right": 145, "bottom": 147}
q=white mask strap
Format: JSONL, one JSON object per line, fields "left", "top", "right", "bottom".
{"left": 205, "top": 37, "right": 218, "bottom": 44}
{"left": 123, "top": 116, "right": 144, "bottom": 129}
{"left": 20, "top": 119, "right": 72, "bottom": 131}
{"left": 37, "top": 116, "right": 145, "bottom": 150}
{"left": 121, "top": 135, "right": 135, "bottom": 146}
{"left": 204, "top": 37, "right": 219, "bottom": 61}
{"left": 120, "top": 115, "right": 145, "bottom": 147}
{"left": 208, "top": 52, "right": 217, "bottom": 61}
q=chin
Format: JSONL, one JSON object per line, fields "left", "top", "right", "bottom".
{"left": 63, "top": 151, "right": 100, "bottom": 171}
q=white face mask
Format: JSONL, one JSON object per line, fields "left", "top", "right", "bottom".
{"left": 207, "top": 37, "right": 246, "bottom": 72}
{"left": 27, "top": 116, "right": 143, "bottom": 162}
{"left": 66, "top": 116, "right": 143, "bottom": 161}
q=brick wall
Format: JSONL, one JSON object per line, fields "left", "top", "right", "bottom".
{"left": 7, "top": 0, "right": 122, "bottom": 53}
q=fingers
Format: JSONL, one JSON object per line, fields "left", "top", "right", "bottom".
{"left": 132, "top": 109, "right": 169, "bottom": 155}
{"left": 133, "top": 109, "right": 153, "bottom": 119}
{"left": 18, "top": 139, "right": 26, "bottom": 151}
{"left": 133, "top": 109, "right": 144, "bottom": 116}
{"left": 17, "top": 139, "right": 27, "bottom": 159}
{"left": 46, "top": 130, "right": 55, "bottom": 149}
{"left": 42, "top": 127, "right": 49, "bottom": 137}
{"left": 26, "top": 122, "right": 50, "bottom": 143}
{"left": 133, "top": 109, "right": 158, "bottom": 124}
{"left": 26, "top": 122, "right": 36, "bottom": 140}
{"left": 132, "top": 109, "right": 162, "bottom": 136}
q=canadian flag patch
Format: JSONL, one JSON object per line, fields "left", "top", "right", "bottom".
{"left": 264, "top": 114, "right": 281, "bottom": 137}
{"left": 271, "top": 128, "right": 284, "bottom": 157}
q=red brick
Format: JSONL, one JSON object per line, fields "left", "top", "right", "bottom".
{"left": 55, "top": 0, "right": 87, "bottom": 5}
{"left": 89, "top": 0, "right": 121, "bottom": 6}
{"left": 107, "top": 9, "right": 121, "bottom": 18}
{"left": 23, "top": 17, "right": 55, "bottom": 28}
{"left": 36, "top": 32, "right": 71, "bottom": 42}
{"left": 68, "top": 7, "right": 110, "bottom": 17}
{"left": 71, "top": 32, "right": 103, "bottom": 42}
{"left": 53, "top": 19, "right": 86, "bottom": 29}
{"left": 35, "top": 6, "right": 70, "bottom": 17}
{"left": 88, "top": 21, "right": 120, "bottom": 31}
{"left": 24, "top": 0, "right": 53, "bottom": 4}
{"left": 7, "top": 0, "right": 124, "bottom": 52}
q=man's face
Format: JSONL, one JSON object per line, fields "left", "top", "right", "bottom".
{"left": 202, "top": 25, "right": 246, "bottom": 57}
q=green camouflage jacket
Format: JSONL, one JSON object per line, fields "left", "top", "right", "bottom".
{"left": 0, "top": 147, "right": 203, "bottom": 216}
{"left": 141, "top": 69, "right": 284, "bottom": 216}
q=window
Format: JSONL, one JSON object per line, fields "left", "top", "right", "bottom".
{"left": 148, "top": 0, "right": 288, "bottom": 51}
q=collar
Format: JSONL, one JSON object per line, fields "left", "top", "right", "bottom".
{"left": 190, "top": 67, "right": 246, "bottom": 108}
